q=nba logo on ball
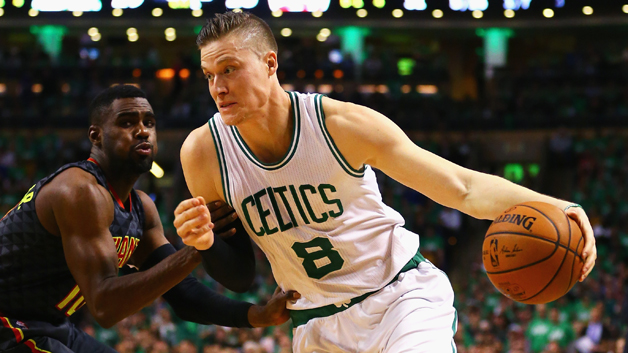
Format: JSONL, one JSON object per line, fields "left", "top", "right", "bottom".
{"left": 490, "top": 239, "right": 499, "bottom": 267}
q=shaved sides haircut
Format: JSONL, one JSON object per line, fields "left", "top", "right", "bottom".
{"left": 88, "top": 84, "right": 147, "bottom": 126}
{"left": 196, "top": 11, "right": 278, "bottom": 56}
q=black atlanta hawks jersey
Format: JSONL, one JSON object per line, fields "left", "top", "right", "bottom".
{"left": 0, "top": 159, "right": 144, "bottom": 324}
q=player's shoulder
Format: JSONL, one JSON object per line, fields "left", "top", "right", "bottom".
{"left": 320, "top": 96, "right": 376, "bottom": 133}
{"left": 37, "top": 168, "right": 114, "bottom": 223}
{"left": 181, "top": 121, "right": 217, "bottom": 161}
{"left": 42, "top": 167, "right": 113, "bottom": 213}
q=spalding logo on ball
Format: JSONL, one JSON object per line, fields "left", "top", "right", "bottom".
{"left": 482, "top": 201, "right": 585, "bottom": 304}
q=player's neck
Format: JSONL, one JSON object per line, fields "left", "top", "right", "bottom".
{"left": 235, "top": 90, "right": 293, "bottom": 164}
{"left": 88, "top": 153, "right": 138, "bottom": 204}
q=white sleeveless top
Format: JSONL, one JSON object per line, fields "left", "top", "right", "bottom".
{"left": 208, "top": 91, "right": 420, "bottom": 310}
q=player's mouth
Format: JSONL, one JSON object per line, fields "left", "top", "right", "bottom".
{"left": 220, "top": 102, "right": 236, "bottom": 111}
{"left": 134, "top": 142, "right": 153, "bottom": 156}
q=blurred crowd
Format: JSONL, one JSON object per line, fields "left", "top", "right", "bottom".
{"left": 451, "top": 131, "right": 628, "bottom": 353}
{"left": 2, "top": 127, "right": 627, "bottom": 353}
{"left": 2, "top": 32, "right": 628, "bottom": 130}
{"left": 3, "top": 28, "right": 628, "bottom": 353}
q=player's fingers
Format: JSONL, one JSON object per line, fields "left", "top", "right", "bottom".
{"left": 173, "top": 204, "right": 210, "bottom": 229}
{"left": 180, "top": 223, "right": 213, "bottom": 241}
{"left": 580, "top": 242, "right": 596, "bottom": 282}
{"left": 206, "top": 200, "right": 225, "bottom": 212}
{"left": 212, "top": 211, "right": 238, "bottom": 230}
{"left": 272, "top": 286, "right": 282, "bottom": 296}
{"left": 216, "top": 228, "right": 237, "bottom": 239}
{"left": 277, "top": 290, "right": 301, "bottom": 305}
{"left": 209, "top": 203, "right": 236, "bottom": 222}
{"left": 286, "top": 290, "right": 301, "bottom": 301}
{"left": 174, "top": 198, "right": 201, "bottom": 216}
{"left": 176, "top": 217, "right": 213, "bottom": 238}
{"left": 180, "top": 226, "right": 214, "bottom": 250}
{"left": 567, "top": 208, "right": 595, "bottom": 254}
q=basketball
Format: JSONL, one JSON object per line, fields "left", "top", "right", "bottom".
{"left": 482, "top": 202, "right": 585, "bottom": 304}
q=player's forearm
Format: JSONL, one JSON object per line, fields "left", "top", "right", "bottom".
{"left": 461, "top": 171, "right": 572, "bottom": 220}
{"left": 162, "top": 275, "right": 253, "bottom": 327}
{"left": 199, "top": 219, "right": 255, "bottom": 293}
{"left": 89, "top": 246, "right": 201, "bottom": 328}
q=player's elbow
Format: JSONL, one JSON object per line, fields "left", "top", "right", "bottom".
{"left": 92, "top": 310, "right": 119, "bottom": 329}
{"left": 89, "top": 293, "right": 124, "bottom": 328}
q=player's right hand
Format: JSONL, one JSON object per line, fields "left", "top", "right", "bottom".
{"left": 174, "top": 196, "right": 214, "bottom": 251}
{"left": 247, "top": 287, "right": 301, "bottom": 327}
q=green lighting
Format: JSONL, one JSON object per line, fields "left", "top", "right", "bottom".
{"left": 194, "top": 25, "right": 203, "bottom": 34}
{"left": 397, "top": 58, "right": 416, "bottom": 76}
{"left": 0, "top": 0, "right": 5, "bottom": 7}
{"left": 504, "top": 163, "right": 524, "bottom": 183}
{"left": 373, "top": 0, "right": 385, "bottom": 8}
{"left": 479, "top": 28, "right": 514, "bottom": 68}
{"left": 340, "top": 0, "right": 351, "bottom": 8}
{"left": 528, "top": 164, "right": 540, "bottom": 178}
{"left": 12, "top": 0, "right": 24, "bottom": 8}
{"left": 337, "top": 26, "right": 369, "bottom": 65}
{"left": 30, "top": 25, "right": 67, "bottom": 63}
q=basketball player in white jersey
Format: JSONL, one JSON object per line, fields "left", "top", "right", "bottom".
{"left": 173, "top": 11, "right": 597, "bottom": 353}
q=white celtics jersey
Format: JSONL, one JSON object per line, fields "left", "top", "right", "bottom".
{"left": 208, "top": 91, "right": 420, "bottom": 310}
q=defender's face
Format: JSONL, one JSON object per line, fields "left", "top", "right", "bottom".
{"left": 102, "top": 97, "right": 157, "bottom": 174}
{"left": 200, "top": 36, "right": 274, "bottom": 125}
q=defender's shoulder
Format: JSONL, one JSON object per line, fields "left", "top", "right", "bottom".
{"left": 41, "top": 168, "right": 111, "bottom": 216}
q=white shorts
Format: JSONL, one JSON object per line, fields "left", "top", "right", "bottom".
{"left": 292, "top": 261, "right": 457, "bottom": 353}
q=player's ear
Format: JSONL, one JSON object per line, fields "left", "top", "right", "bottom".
{"left": 266, "top": 51, "right": 278, "bottom": 77}
{"left": 88, "top": 125, "right": 102, "bottom": 147}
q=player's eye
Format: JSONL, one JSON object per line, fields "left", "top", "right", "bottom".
{"left": 204, "top": 73, "right": 213, "bottom": 80}
{"left": 144, "top": 119, "right": 155, "bottom": 127}
{"left": 225, "top": 66, "right": 234, "bottom": 74}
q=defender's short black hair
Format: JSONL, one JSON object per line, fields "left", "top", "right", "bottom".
{"left": 196, "top": 11, "right": 278, "bottom": 55}
{"left": 88, "top": 85, "right": 147, "bottom": 126}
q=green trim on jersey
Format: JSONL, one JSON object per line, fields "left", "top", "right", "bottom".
{"left": 290, "top": 248, "right": 425, "bottom": 327}
{"left": 229, "top": 91, "right": 301, "bottom": 171}
{"left": 314, "top": 94, "right": 365, "bottom": 178}
{"left": 208, "top": 117, "right": 233, "bottom": 207}
{"left": 452, "top": 309, "right": 458, "bottom": 352}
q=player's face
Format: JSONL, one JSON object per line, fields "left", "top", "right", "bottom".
{"left": 200, "top": 35, "right": 274, "bottom": 125}
{"left": 102, "top": 97, "right": 157, "bottom": 174}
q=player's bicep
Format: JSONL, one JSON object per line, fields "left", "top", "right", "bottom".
{"left": 180, "top": 127, "right": 223, "bottom": 201}
{"left": 52, "top": 181, "right": 119, "bottom": 303}
{"left": 324, "top": 99, "right": 471, "bottom": 209}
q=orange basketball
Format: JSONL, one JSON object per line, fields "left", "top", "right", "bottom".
{"left": 482, "top": 201, "right": 585, "bottom": 304}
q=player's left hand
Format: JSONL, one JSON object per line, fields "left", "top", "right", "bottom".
{"left": 247, "top": 287, "right": 301, "bottom": 327}
{"left": 565, "top": 206, "right": 596, "bottom": 282}
{"left": 207, "top": 200, "right": 239, "bottom": 239}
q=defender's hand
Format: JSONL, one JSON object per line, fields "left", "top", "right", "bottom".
{"left": 247, "top": 287, "right": 301, "bottom": 327}
{"left": 207, "top": 200, "right": 239, "bottom": 239}
{"left": 174, "top": 196, "right": 214, "bottom": 251}
{"left": 566, "top": 206, "right": 596, "bottom": 282}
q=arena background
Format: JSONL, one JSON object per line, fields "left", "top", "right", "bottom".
{"left": 2, "top": 0, "right": 628, "bottom": 352}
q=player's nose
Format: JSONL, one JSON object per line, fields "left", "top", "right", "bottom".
{"left": 135, "top": 122, "right": 150, "bottom": 138}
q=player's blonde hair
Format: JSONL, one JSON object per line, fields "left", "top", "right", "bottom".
{"left": 196, "top": 11, "right": 278, "bottom": 57}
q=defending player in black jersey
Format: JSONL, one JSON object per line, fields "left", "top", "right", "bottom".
{"left": 0, "top": 85, "right": 299, "bottom": 353}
